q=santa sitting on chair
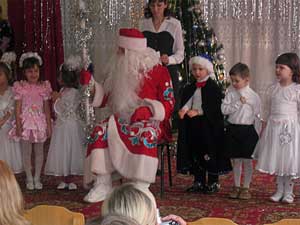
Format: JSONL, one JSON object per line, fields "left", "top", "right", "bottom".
{"left": 82, "top": 28, "right": 174, "bottom": 203}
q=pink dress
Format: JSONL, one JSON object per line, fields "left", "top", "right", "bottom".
{"left": 9, "top": 80, "right": 52, "bottom": 143}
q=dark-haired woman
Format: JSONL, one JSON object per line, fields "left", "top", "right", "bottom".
{"left": 140, "top": 0, "right": 184, "bottom": 132}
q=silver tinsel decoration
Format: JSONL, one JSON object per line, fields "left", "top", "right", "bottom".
{"left": 78, "top": 79, "right": 97, "bottom": 144}
{"left": 60, "top": 0, "right": 144, "bottom": 60}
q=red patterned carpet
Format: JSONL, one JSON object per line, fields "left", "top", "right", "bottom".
{"left": 18, "top": 161, "right": 300, "bottom": 225}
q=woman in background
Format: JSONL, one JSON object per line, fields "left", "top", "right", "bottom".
{"left": 140, "top": 0, "right": 184, "bottom": 132}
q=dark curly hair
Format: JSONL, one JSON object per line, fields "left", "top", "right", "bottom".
{"left": 144, "top": 0, "right": 172, "bottom": 18}
{"left": 276, "top": 52, "right": 300, "bottom": 83}
{"left": 60, "top": 64, "right": 79, "bottom": 89}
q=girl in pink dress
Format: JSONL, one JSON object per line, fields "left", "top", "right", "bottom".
{"left": 9, "top": 52, "right": 52, "bottom": 190}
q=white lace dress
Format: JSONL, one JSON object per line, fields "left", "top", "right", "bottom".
{"left": 0, "top": 87, "right": 22, "bottom": 173}
{"left": 253, "top": 82, "right": 300, "bottom": 177}
{"left": 45, "top": 88, "right": 84, "bottom": 176}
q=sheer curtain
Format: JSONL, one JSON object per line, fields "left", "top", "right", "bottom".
{"left": 202, "top": 0, "right": 300, "bottom": 97}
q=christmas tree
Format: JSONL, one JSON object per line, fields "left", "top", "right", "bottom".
{"left": 169, "top": 0, "right": 229, "bottom": 90}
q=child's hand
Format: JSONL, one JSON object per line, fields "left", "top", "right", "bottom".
{"left": 90, "top": 85, "right": 95, "bottom": 97}
{"left": 47, "top": 125, "right": 52, "bottom": 138}
{"left": 0, "top": 119, "right": 4, "bottom": 128}
{"left": 162, "top": 215, "right": 187, "bottom": 225}
{"left": 260, "top": 121, "right": 267, "bottom": 137}
{"left": 178, "top": 109, "right": 187, "bottom": 119}
{"left": 204, "top": 154, "right": 210, "bottom": 161}
{"left": 240, "top": 96, "right": 247, "bottom": 104}
{"left": 187, "top": 109, "right": 199, "bottom": 118}
{"left": 51, "top": 91, "right": 61, "bottom": 102}
{"left": 16, "top": 125, "right": 23, "bottom": 137}
{"left": 0, "top": 112, "right": 10, "bottom": 128}
{"left": 160, "top": 54, "right": 169, "bottom": 65}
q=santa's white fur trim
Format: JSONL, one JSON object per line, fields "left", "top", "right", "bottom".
{"left": 107, "top": 116, "right": 158, "bottom": 183}
{"left": 90, "top": 146, "right": 115, "bottom": 175}
{"left": 144, "top": 98, "right": 165, "bottom": 121}
{"left": 118, "top": 35, "right": 147, "bottom": 51}
{"left": 83, "top": 156, "right": 95, "bottom": 185}
{"left": 92, "top": 80, "right": 105, "bottom": 107}
{"left": 189, "top": 56, "right": 214, "bottom": 74}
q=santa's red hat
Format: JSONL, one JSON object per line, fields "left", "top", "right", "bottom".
{"left": 118, "top": 28, "right": 147, "bottom": 51}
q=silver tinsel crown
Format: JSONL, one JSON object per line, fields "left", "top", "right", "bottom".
{"left": 19, "top": 52, "right": 43, "bottom": 68}
{"left": 61, "top": 55, "right": 82, "bottom": 72}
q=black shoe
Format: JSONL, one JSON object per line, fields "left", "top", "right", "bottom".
{"left": 186, "top": 182, "right": 205, "bottom": 193}
{"left": 205, "top": 182, "right": 220, "bottom": 194}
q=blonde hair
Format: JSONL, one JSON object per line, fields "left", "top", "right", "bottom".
{"left": 100, "top": 214, "right": 140, "bottom": 225}
{"left": 101, "top": 184, "right": 157, "bottom": 225}
{"left": 0, "top": 160, "right": 30, "bottom": 225}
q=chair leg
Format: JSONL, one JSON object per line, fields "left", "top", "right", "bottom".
{"left": 167, "top": 144, "right": 172, "bottom": 187}
{"left": 160, "top": 145, "right": 164, "bottom": 198}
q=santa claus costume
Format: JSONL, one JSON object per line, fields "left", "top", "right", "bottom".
{"left": 83, "top": 28, "right": 174, "bottom": 203}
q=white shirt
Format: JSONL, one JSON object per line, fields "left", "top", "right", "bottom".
{"left": 221, "top": 85, "right": 261, "bottom": 125}
{"left": 181, "top": 76, "right": 210, "bottom": 115}
{"left": 139, "top": 17, "right": 184, "bottom": 65}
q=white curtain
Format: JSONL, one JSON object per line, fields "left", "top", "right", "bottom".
{"left": 202, "top": 0, "right": 300, "bottom": 97}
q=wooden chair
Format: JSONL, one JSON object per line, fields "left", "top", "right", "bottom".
{"left": 264, "top": 219, "right": 300, "bottom": 225}
{"left": 158, "top": 141, "right": 173, "bottom": 198}
{"left": 188, "top": 217, "right": 238, "bottom": 225}
{"left": 24, "top": 205, "right": 85, "bottom": 225}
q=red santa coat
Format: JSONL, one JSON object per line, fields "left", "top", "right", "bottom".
{"left": 86, "top": 64, "right": 174, "bottom": 183}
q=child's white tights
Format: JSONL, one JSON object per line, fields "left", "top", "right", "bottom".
{"left": 21, "top": 140, "right": 44, "bottom": 182}
{"left": 271, "top": 175, "right": 294, "bottom": 203}
{"left": 233, "top": 158, "right": 253, "bottom": 188}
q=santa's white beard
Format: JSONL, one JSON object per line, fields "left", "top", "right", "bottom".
{"left": 103, "top": 48, "right": 160, "bottom": 120}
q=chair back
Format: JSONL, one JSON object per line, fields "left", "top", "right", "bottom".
{"left": 188, "top": 217, "right": 238, "bottom": 225}
{"left": 24, "top": 205, "right": 85, "bottom": 225}
{"left": 264, "top": 219, "right": 300, "bottom": 225}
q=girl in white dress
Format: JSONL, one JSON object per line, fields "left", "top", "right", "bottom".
{"left": 253, "top": 52, "right": 300, "bottom": 203}
{"left": 0, "top": 62, "right": 22, "bottom": 173}
{"left": 45, "top": 57, "right": 85, "bottom": 190}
